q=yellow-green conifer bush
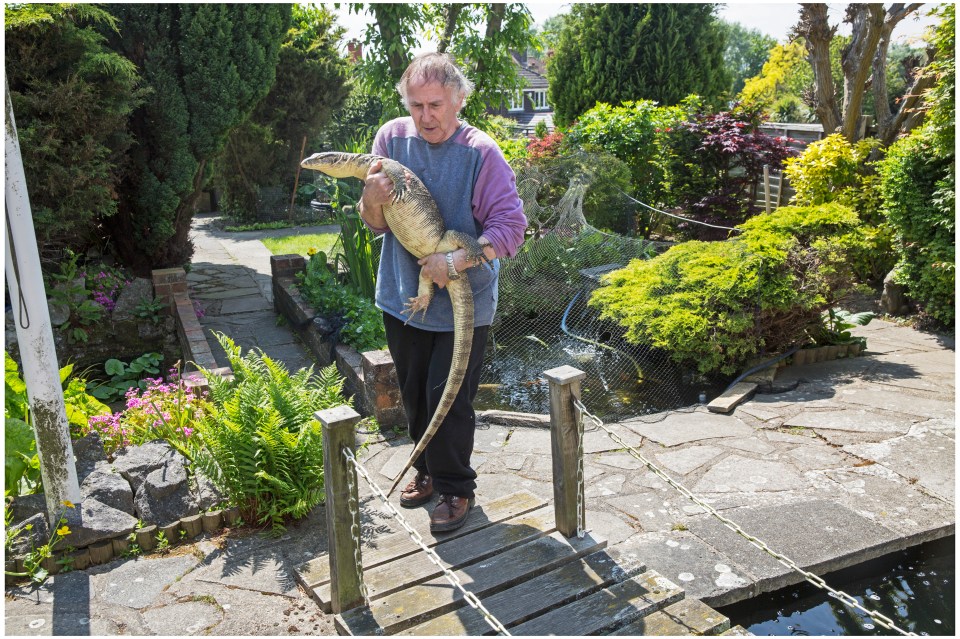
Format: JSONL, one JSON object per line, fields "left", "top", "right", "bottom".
{"left": 588, "top": 203, "right": 863, "bottom": 376}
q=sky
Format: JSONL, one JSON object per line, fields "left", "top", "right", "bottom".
{"left": 332, "top": 2, "right": 939, "bottom": 51}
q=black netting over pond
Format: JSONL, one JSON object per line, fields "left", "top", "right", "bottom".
{"left": 478, "top": 157, "right": 729, "bottom": 423}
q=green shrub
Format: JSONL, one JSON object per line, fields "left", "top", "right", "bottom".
{"left": 185, "top": 333, "right": 349, "bottom": 533}
{"left": 566, "top": 100, "right": 690, "bottom": 213}
{"left": 875, "top": 4, "right": 954, "bottom": 327}
{"left": 5, "top": 352, "right": 110, "bottom": 496}
{"left": 773, "top": 135, "right": 896, "bottom": 286}
{"left": 589, "top": 203, "right": 862, "bottom": 376}
{"left": 877, "top": 132, "right": 955, "bottom": 326}
{"left": 5, "top": 3, "right": 142, "bottom": 261}
{"left": 298, "top": 253, "right": 387, "bottom": 353}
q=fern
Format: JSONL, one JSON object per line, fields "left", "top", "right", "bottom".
{"left": 186, "top": 332, "right": 350, "bottom": 533}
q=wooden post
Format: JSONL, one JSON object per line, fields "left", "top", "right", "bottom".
{"left": 544, "top": 365, "right": 587, "bottom": 538}
{"left": 288, "top": 135, "right": 308, "bottom": 221}
{"left": 763, "top": 164, "right": 771, "bottom": 214}
{"left": 318, "top": 405, "right": 364, "bottom": 613}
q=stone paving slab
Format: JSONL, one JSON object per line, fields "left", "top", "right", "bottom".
{"left": 819, "top": 467, "right": 955, "bottom": 543}
{"left": 654, "top": 445, "right": 725, "bottom": 476}
{"left": 624, "top": 410, "right": 757, "bottom": 447}
{"left": 614, "top": 531, "right": 755, "bottom": 607}
{"left": 686, "top": 500, "right": 902, "bottom": 598}
{"left": 842, "top": 430, "right": 956, "bottom": 502}
{"left": 96, "top": 555, "right": 200, "bottom": 608}
{"left": 606, "top": 491, "right": 684, "bottom": 533}
{"left": 219, "top": 296, "right": 274, "bottom": 314}
{"left": 836, "top": 386, "right": 955, "bottom": 419}
{"left": 785, "top": 407, "right": 916, "bottom": 432}
{"left": 693, "top": 455, "right": 807, "bottom": 493}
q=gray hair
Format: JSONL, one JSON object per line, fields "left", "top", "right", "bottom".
{"left": 396, "top": 52, "right": 474, "bottom": 110}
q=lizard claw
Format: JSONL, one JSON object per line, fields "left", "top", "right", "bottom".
{"left": 402, "top": 296, "right": 431, "bottom": 324}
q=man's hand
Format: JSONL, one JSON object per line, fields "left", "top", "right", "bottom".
{"left": 417, "top": 252, "right": 453, "bottom": 288}
{"left": 362, "top": 160, "right": 393, "bottom": 206}
{"left": 358, "top": 160, "right": 392, "bottom": 229}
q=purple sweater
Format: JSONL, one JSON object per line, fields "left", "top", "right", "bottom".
{"left": 370, "top": 118, "right": 527, "bottom": 330}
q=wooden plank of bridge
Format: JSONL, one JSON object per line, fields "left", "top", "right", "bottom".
{"left": 509, "top": 570, "right": 685, "bottom": 635}
{"left": 398, "top": 548, "right": 643, "bottom": 636}
{"left": 337, "top": 530, "right": 608, "bottom": 636}
{"left": 296, "top": 489, "right": 545, "bottom": 593}
{"left": 609, "top": 597, "right": 732, "bottom": 636}
{"left": 313, "top": 505, "right": 556, "bottom": 612}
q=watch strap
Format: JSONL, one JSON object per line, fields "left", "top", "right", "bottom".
{"left": 445, "top": 252, "right": 461, "bottom": 280}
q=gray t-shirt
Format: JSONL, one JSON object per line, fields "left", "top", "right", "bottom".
{"left": 371, "top": 118, "right": 526, "bottom": 331}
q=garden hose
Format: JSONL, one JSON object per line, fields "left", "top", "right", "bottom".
{"left": 561, "top": 289, "right": 645, "bottom": 381}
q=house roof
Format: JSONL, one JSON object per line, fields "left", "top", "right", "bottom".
{"left": 517, "top": 65, "right": 549, "bottom": 90}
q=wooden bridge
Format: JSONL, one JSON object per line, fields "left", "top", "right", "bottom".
{"left": 298, "top": 367, "right": 749, "bottom": 636}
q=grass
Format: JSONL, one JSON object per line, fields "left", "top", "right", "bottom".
{"left": 261, "top": 232, "right": 340, "bottom": 258}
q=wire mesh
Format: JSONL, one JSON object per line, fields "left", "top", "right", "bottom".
{"left": 479, "top": 157, "right": 711, "bottom": 423}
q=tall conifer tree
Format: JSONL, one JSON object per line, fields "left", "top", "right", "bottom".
{"left": 549, "top": 3, "right": 730, "bottom": 126}
{"left": 104, "top": 4, "right": 289, "bottom": 272}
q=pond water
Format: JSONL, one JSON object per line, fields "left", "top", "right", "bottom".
{"left": 475, "top": 329, "right": 725, "bottom": 420}
{"left": 719, "top": 536, "right": 955, "bottom": 636}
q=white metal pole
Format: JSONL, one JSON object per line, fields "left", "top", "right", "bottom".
{"left": 4, "top": 76, "right": 81, "bottom": 524}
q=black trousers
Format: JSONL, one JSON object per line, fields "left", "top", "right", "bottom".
{"left": 384, "top": 312, "right": 489, "bottom": 499}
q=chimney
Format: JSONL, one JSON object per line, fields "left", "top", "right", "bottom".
{"left": 347, "top": 40, "right": 362, "bottom": 63}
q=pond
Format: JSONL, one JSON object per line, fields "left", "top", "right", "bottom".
{"left": 718, "top": 536, "right": 955, "bottom": 636}
{"left": 476, "top": 321, "right": 728, "bottom": 421}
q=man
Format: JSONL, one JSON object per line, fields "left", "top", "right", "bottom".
{"left": 358, "top": 52, "right": 527, "bottom": 532}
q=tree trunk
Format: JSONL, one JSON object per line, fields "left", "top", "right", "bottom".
{"left": 797, "top": 4, "right": 843, "bottom": 135}
{"left": 796, "top": 2, "right": 925, "bottom": 144}
{"left": 473, "top": 4, "right": 507, "bottom": 88}
{"left": 372, "top": 5, "right": 412, "bottom": 83}
{"left": 839, "top": 4, "right": 886, "bottom": 141}
{"left": 437, "top": 4, "right": 465, "bottom": 54}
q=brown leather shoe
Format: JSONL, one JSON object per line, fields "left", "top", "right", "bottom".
{"left": 430, "top": 494, "right": 474, "bottom": 532}
{"left": 399, "top": 472, "right": 433, "bottom": 508}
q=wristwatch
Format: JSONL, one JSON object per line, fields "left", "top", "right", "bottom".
{"left": 445, "top": 252, "right": 461, "bottom": 280}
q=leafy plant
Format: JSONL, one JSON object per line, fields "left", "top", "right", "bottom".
{"left": 183, "top": 332, "right": 351, "bottom": 534}
{"left": 5, "top": 352, "right": 110, "bottom": 496}
{"left": 809, "top": 308, "right": 875, "bottom": 347}
{"left": 5, "top": 418, "right": 41, "bottom": 499}
{"left": 5, "top": 502, "right": 75, "bottom": 584}
{"left": 85, "top": 353, "right": 163, "bottom": 403}
{"left": 134, "top": 297, "right": 166, "bottom": 325}
{"left": 298, "top": 253, "right": 387, "bottom": 353}
{"left": 84, "top": 367, "right": 209, "bottom": 457}
{"left": 665, "top": 103, "right": 798, "bottom": 236}
{"left": 155, "top": 531, "right": 170, "bottom": 554}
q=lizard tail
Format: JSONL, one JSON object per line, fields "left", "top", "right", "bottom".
{"left": 386, "top": 279, "right": 475, "bottom": 497}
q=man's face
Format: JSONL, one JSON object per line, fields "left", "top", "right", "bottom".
{"left": 406, "top": 80, "right": 463, "bottom": 145}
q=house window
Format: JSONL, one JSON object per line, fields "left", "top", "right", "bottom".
{"left": 526, "top": 90, "right": 548, "bottom": 110}
{"left": 507, "top": 90, "right": 524, "bottom": 112}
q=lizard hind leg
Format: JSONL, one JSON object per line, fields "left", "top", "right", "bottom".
{"left": 402, "top": 269, "right": 435, "bottom": 324}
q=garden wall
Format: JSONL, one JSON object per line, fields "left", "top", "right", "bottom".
{"left": 270, "top": 255, "right": 405, "bottom": 429}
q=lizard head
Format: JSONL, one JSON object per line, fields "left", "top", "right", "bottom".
{"left": 301, "top": 152, "right": 369, "bottom": 179}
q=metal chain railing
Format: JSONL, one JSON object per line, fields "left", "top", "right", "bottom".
{"left": 341, "top": 448, "right": 512, "bottom": 636}
{"left": 344, "top": 450, "right": 370, "bottom": 605}
{"left": 572, "top": 398, "right": 916, "bottom": 637}
{"left": 575, "top": 397, "right": 587, "bottom": 538}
